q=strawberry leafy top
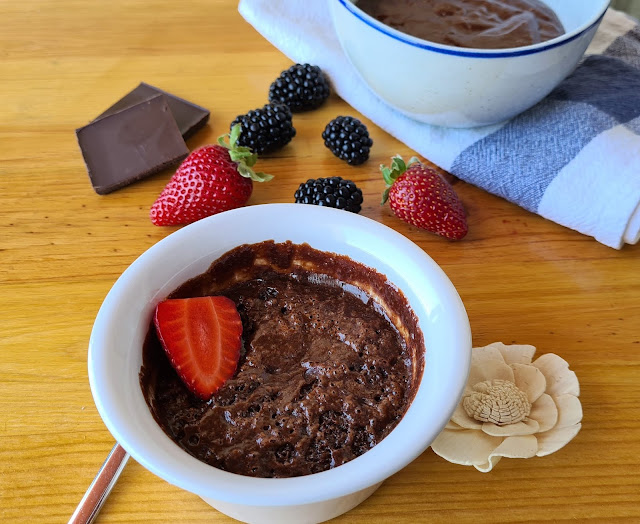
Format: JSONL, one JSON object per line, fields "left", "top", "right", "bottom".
{"left": 380, "top": 155, "right": 421, "bottom": 205}
{"left": 218, "top": 124, "right": 274, "bottom": 182}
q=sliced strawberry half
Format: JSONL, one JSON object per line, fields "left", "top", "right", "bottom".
{"left": 154, "top": 296, "right": 242, "bottom": 400}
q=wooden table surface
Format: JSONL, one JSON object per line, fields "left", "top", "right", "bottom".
{"left": 1, "top": 1, "right": 639, "bottom": 522}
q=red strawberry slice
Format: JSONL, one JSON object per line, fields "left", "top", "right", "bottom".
{"left": 154, "top": 296, "right": 243, "bottom": 399}
{"left": 381, "top": 155, "right": 468, "bottom": 240}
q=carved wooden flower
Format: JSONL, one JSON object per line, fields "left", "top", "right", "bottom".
{"left": 431, "top": 342, "right": 582, "bottom": 472}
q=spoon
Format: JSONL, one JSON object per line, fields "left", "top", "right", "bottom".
{"left": 68, "top": 443, "right": 130, "bottom": 524}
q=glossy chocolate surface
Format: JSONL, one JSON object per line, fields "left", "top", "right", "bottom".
{"left": 140, "top": 241, "right": 425, "bottom": 478}
{"left": 356, "top": 0, "right": 565, "bottom": 49}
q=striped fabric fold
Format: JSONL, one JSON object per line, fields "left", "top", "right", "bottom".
{"left": 239, "top": 1, "right": 640, "bottom": 248}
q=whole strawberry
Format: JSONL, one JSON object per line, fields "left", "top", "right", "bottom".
{"left": 381, "top": 156, "right": 468, "bottom": 240}
{"left": 150, "top": 125, "right": 272, "bottom": 226}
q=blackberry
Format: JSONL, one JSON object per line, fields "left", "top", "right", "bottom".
{"left": 322, "top": 116, "right": 373, "bottom": 165}
{"left": 230, "top": 103, "right": 296, "bottom": 154}
{"left": 269, "top": 63, "right": 330, "bottom": 112}
{"left": 294, "top": 176, "right": 363, "bottom": 213}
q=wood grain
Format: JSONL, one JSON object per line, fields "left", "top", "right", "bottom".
{"left": 1, "top": 1, "right": 639, "bottom": 522}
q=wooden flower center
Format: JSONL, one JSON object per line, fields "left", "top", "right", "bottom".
{"left": 463, "top": 379, "right": 531, "bottom": 425}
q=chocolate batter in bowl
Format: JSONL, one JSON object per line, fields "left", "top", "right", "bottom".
{"left": 140, "top": 241, "right": 425, "bottom": 478}
{"left": 355, "top": 0, "right": 565, "bottom": 49}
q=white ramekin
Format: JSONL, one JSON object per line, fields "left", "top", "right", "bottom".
{"left": 88, "top": 204, "right": 472, "bottom": 523}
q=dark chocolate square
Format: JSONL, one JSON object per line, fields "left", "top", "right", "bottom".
{"left": 76, "top": 95, "right": 189, "bottom": 195}
{"left": 94, "top": 82, "right": 210, "bottom": 139}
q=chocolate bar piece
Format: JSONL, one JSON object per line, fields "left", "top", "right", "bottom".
{"left": 76, "top": 95, "right": 189, "bottom": 195}
{"left": 94, "top": 83, "right": 210, "bottom": 139}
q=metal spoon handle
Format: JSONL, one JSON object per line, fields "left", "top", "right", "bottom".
{"left": 69, "top": 442, "right": 130, "bottom": 524}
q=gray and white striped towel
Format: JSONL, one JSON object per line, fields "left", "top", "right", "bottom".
{"left": 239, "top": 1, "right": 640, "bottom": 249}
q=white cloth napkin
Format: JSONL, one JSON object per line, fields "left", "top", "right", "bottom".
{"left": 238, "top": 1, "right": 640, "bottom": 248}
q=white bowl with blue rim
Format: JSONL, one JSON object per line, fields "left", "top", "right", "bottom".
{"left": 329, "top": 0, "right": 610, "bottom": 128}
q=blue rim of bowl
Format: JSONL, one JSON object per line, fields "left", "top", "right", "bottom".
{"left": 337, "top": 0, "right": 610, "bottom": 58}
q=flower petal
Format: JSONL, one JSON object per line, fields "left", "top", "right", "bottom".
{"left": 482, "top": 418, "right": 539, "bottom": 436}
{"left": 472, "top": 344, "right": 507, "bottom": 365}
{"left": 474, "top": 435, "right": 538, "bottom": 473}
{"left": 490, "top": 434, "right": 538, "bottom": 459}
{"left": 528, "top": 393, "right": 558, "bottom": 433}
{"left": 467, "top": 358, "right": 514, "bottom": 387}
{"left": 511, "top": 362, "right": 546, "bottom": 403}
{"left": 554, "top": 394, "right": 583, "bottom": 428}
{"left": 533, "top": 353, "right": 580, "bottom": 396}
{"left": 474, "top": 455, "right": 502, "bottom": 472}
{"left": 450, "top": 402, "right": 483, "bottom": 430}
{"left": 445, "top": 419, "right": 463, "bottom": 430}
{"left": 430, "top": 428, "right": 503, "bottom": 467}
{"left": 536, "top": 424, "right": 582, "bottom": 456}
{"left": 492, "top": 342, "right": 536, "bottom": 365}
